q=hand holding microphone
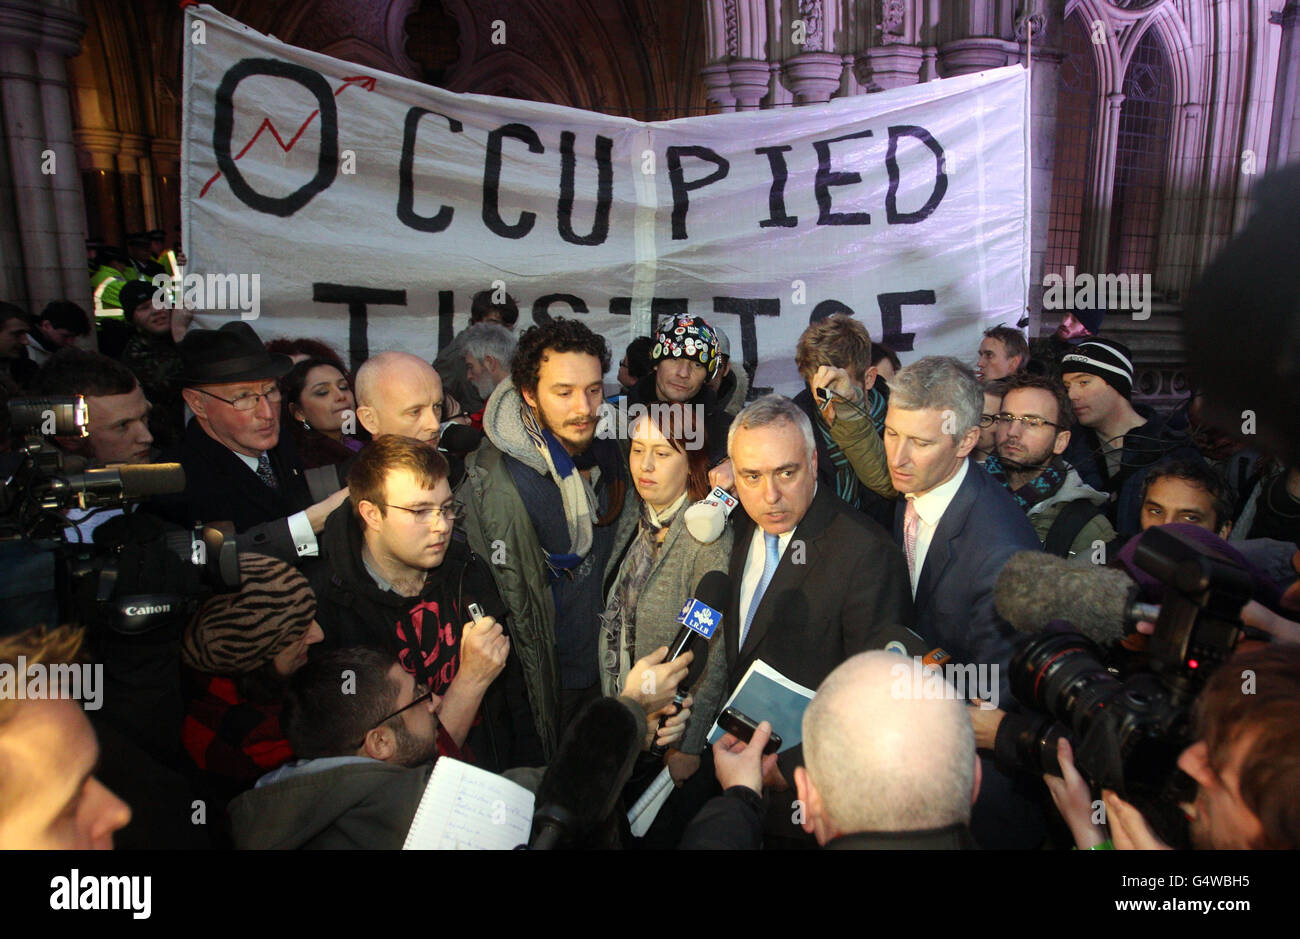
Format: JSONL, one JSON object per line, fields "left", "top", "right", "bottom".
{"left": 620, "top": 645, "right": 693, "bottom": 715}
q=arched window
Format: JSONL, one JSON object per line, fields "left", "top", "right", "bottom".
{"left": 1108, "top": 28, "right": 1172, "bottom": 276}
{"left": 1045, "top": 13, "right": 1098, "bottom": 278}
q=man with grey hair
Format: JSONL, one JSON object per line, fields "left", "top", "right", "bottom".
{"left": 883, "top": 356, "right": 1045, "bottom": 850}
{"left": 681, "top": 650, "right": 979, "bottom": 849}
{"left": 462, "top": 322, "right": 516, "bottom": 412}
{"left": 716, "top": 394, "right": 912, "bottom": 848}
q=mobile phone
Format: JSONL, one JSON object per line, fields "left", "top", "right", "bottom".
{"left": 717, "top": 706, "right": 781, "bottom": 754}
{"left": 467, "top": 602, "right": 485, "bottom": 622}
{"left": 814, "top": 386, "right": 832, "bottom": 405}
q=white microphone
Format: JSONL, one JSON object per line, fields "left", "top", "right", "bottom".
{"left": 684, "top": 486, "right": 739, "bottom": 544}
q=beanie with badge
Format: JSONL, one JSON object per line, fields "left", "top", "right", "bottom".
{"left": 652, "top": 315, "right": 720, "bottom": 381}
{"left": 1059, "top": 337, "right": 1135, "bottom": 399}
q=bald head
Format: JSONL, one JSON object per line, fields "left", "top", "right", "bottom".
{"left": 355, "top": 351, "right": 443, "bottom": 443}
{"left": 799, "top": 652, "right": 977, "bottom": 839}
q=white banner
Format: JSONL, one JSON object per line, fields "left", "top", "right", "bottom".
{"left": 182, "top": 5, "right": 1029, "bottom": 394}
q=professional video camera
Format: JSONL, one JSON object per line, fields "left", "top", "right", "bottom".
{"left": 1, "top": 395, "right": 239, "bottom": 635}
{"left": 1002, "top": 525, "right": 1254, "bottom": 845}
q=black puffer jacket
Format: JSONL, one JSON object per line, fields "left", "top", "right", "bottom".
{"left": 306, "top": 501, "right": 543, "bottom": 770}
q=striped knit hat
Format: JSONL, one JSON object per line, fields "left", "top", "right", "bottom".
{"left": 1059, "top": 337, "right": 1134, "bottom": 399}
{"left": 181, "top": 554, "right": 317, "bottom": 675}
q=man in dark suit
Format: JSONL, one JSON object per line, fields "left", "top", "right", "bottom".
{"left": 883, "top": 355, "right": 1046, "bottom": 849}
{"left": 723, "top": 394, "right": 913, "bottom": 846}
{"left": 153, "top": 322, "right": 347, "bottom": 563}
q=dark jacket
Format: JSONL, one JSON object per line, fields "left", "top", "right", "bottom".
{"left": 458, "top": 380, "right": 639, "bottom": 760}
{"left": 307, "top": 501, "right": 543, "bottom": 771}
{"left": 679, "top": 786, "right": 977, "bottom": 849}
{"left": 150, "top": 417, "right": 314, "bottom": 564}
{"left": 229, "top": 759, "right": 430, "bottom": 849}
{"left": 1064, "top": 405, "right": 1203, "bottom": 538}
{"left": 625, "top": 372, "right": 733, "bottom": 467}
{"left": 726, "top": 484, "right": 913, "bottom": 842}
{"left": 120, "top": 328, "right": 186, "bottom": 448}
{"left": 894, "top": 458, "right": 1048, "bottom": 850}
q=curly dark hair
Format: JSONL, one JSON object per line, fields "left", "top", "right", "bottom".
{"left": 510, "top": 317, "right": 610, "bottom": 396}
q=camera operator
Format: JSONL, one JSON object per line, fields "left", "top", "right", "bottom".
{"left": 1045, "top": 644, "right": 1300, "bottom": 850}
{"left": 32, "top": 349, "right": 154, "bottom": 540}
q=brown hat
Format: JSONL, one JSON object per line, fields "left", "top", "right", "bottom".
{"left": 181, "top": 554, "right": 317, "bottom": 674}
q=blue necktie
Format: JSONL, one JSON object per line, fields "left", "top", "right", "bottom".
{"left": 255, "top": 452, "right": 279, "bottom": 491}
{"left": 741, "top": 532, "right": 781, "bottom": 648}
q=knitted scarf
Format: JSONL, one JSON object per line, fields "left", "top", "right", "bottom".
{"left": 984, "top": 454, "right": 1068, "bottom": 511}
{"left": 598, "top": 493, "right": 687, "bottom": 698}
{"left": 521, "top": 402, "right": 597, "bottom": 565}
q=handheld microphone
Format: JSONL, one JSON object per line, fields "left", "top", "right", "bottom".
{"left": 649, "top": 570, "right": 730, "bottom": 757}
{"left": 994, "top": 551, "right": 1150, "bottom": 645}
{"left": 684, "top": 486, "right": 739, "bottom": 544}
{"left": 528, "top": 696, "right": 643, "bottom": 849}
{"left": 876, "top": 622, "right": 951, "bottom": 668}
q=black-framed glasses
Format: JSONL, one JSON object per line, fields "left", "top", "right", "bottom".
{"left": 979, "top": 413, "right": 997, "bottom": 428}
{"left": 196, "top": 385, "right": 282, "bottom": 411}
{"left": 350, "top": 689, "right": 434, "bottom": 750}
{"left": 994, "top": 412, "right": 1061, "bottom": 430}
{"left": 381, "top": 501, "right": 465, "bottom": 524}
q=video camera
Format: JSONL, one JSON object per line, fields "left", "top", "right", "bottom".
{"left": 1003, "top": 525, "right": 1254, "bottom": 845}
{"left": 2, "top": 395, "right": 240, "bottom": 635}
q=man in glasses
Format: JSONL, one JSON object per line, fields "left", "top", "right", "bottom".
{"left": 309, "top": 435, "right": 542, "bottom": 770}
{"left": 985, "top": 372, "right": 1115, "bottom": 561}
{"left": 153, "top": 321, "right": 347, "bottom": 563}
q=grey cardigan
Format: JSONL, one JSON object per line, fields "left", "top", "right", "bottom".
{"left": 601, "top": 508, "right": 733, "bottom": 754}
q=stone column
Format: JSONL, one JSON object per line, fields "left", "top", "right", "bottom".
{"left": 855, "top": 44, "right": 924, "bottom": 91}
{"left": 728, "top": 59, "right": 771, "bottom": 110}
{"left": 701, "top": 62, "right": 737, "bottom": 113}
{"left": 0, "top": 0, "right": 87, "bottom": 312}
{"left": 1080, "top": 91, "right": 1125, "bottom": 275}
{"left": 1267, "top": 1, "right": 1300, "bottom": 168}
{"left": 784, "top": 51, "right": 843, "bottom": 104}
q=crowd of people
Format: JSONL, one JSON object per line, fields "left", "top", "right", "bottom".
{"left": 1, "top": 230, "right": 1299, "bottom": 853}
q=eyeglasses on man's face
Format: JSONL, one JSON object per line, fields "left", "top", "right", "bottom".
{"left": 350, "top": 688, "right": 435, "bottom": 750}
{"left": 197, "top": 384, "right": 282, "bottom": 411}
{"left": 994, "top": 412, "right": 1061, "bottom": 430}
{"left": 381, "top": 501, "right": 466, "bottom": 525}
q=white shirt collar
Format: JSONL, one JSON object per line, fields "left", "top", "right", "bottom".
{"left": 906, "top": 457, "right": 969, "bottom": 526}
{"left": 234, "top": 450, "right": 262, "bottom": 471}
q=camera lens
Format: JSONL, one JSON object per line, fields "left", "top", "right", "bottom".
{"left": 1011, "top": 632, "right": 1123, "bottom": 740}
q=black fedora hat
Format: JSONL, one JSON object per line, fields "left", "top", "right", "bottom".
{"left": 179, "top": 322, "right": 292, "bottom": 386}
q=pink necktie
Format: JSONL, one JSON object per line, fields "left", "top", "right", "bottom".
{"left": 903, "top": 499, "right": 920, "bottom": 582}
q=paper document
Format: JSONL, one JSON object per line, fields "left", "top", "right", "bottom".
{"left": 707, "top": 659, "right": 816, "bottom": 753}
{"left": 403, "top": 757, "right": 534, "bottom": 850}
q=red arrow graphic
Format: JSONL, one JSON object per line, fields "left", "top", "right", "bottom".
{"left": 199, "top": 75, "right": 377, "bottom": 198}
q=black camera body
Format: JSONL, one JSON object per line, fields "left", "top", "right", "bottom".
{"left": 1007, "top": 526, "right": 1254, "bottom": 842}
{"left": 2, "top": 396, "right": 239, "bottom": 636}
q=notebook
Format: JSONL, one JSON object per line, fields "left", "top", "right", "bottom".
{"left": 706, "top": 659, "right": 816, "bottom": 753}
{"left": 402, "top": 757, "right": 535, "bottom": 850}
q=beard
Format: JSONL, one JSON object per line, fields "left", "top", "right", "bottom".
{"left": 391, "top": 717, "right": 440, "bottom": 768}
{"left": 534, "top": 400, "right": 596, "bottom": 455}
{"left": 996, "top": 441, "right": 1055, "bottom": 474}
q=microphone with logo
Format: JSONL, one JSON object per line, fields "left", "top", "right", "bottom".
{"left": 648, "top": 570, "right": 730, "bottom": 758}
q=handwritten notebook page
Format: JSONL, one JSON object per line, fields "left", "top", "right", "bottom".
{"left": 402, "top": 757, "right": 535, "bottom": 850}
